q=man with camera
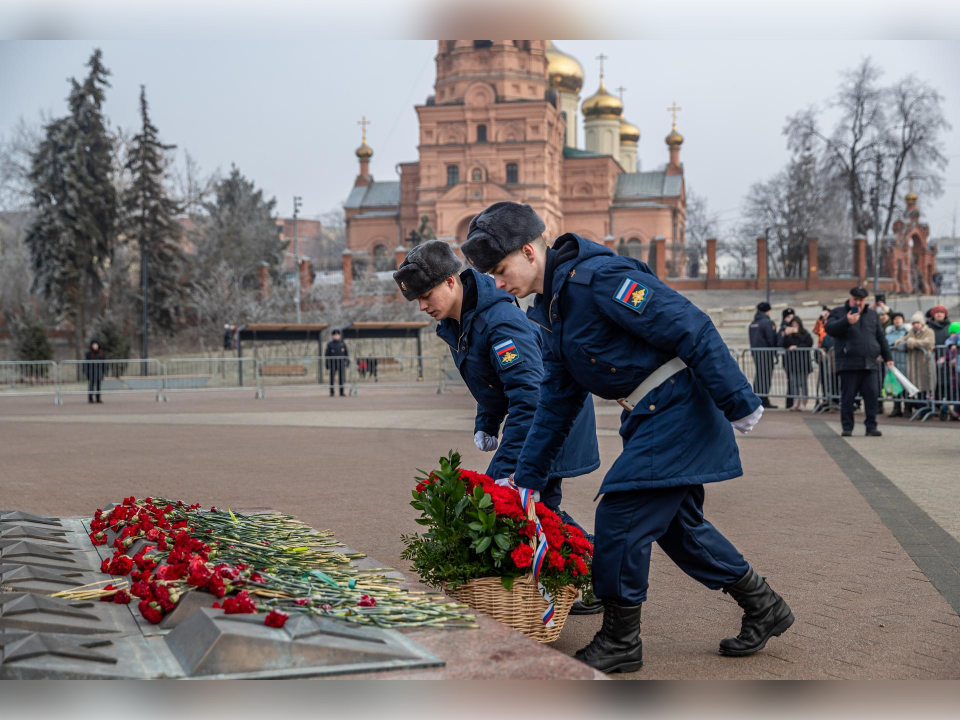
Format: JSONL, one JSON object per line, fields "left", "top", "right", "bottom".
{"left": 825, "top": 287, "right": 894, "bottom": 437}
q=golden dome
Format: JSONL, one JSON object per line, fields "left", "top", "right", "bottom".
{"left": 355, "top": 141, "right": 373, "bottom": 160}
{"left": 582, "top": 76, "right": 622, "bottom": 119}
{"left": 545, "top": 41, "right": 584, "bottom": 94}
{"left": 620, "top": 117, "right": 640, "bottom": 144}
{"left": 665, "top": 122, "right": 684, "bottom": 147}
{"left": 906, "top": 190, "right": 918, "bottom": 204}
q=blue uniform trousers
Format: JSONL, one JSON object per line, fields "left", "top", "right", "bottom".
{"left": 592, "top": 485, "right": 749, "bottom": 605}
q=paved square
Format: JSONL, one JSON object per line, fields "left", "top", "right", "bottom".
{"left": 1, "top": 388, "right": 958, "bottom": 679}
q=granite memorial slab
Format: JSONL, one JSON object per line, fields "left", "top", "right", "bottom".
{"left": 0, "top": 592, "right": 120, "bottom": 636}
{"left": 0, "top": 564, "right": 94, "bottom": 595}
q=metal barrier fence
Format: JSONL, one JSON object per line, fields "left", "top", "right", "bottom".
{"left": 350, "top": 355, "right": 445, "bottom": 394}
{"left": 738, "top": 347, "right": 831, "bottom": 411}
{"left": 256, "top": 356, "right": 325, "bottom": 393}
{"left": 162, "top": 358, "right": 262, "bottom": 400}
{"left": 0, "top": 361, "right": 59, "bottom": 403}
{"left": 934, "top": 344, "right": 960, "bottom": 420}
{"left": 58, "top": 359, "right": 165, "bottom": 401}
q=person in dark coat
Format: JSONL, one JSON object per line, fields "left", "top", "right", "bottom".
{"left": 825, "top": 287, "right": 894, "bottom": 436}
{"left": 394, "top": 240, "right": 603, "bottom": 614}
{"left": 780, "top": 317, "right": 813, "bottom": 411}
{"left": 462, "top": 201, "right": 793, "bottom": 674}
{"left": 748, "top": 302, "right": 779, "bottom": 409}
{"left": 324, "top": 330, "right": 350, "bottom": 396}
{"left": 84, "top": 340, "right": 106, "bottom": 404}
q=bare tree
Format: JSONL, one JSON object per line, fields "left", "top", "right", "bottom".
{"left": 172, "top": 149, "right": 218, "bottom": 217}
{"left": 785, "top": 57, "right": 950, "bottom": 239}
{"left": 785, "top": 58, "right": 887, "bottom": 237}
{"left": 684, "top": 189, "right": 718, "bottom": 277}
{"left": 718, "top": 233, "right": 755, "bottom": 279}
{"left": 0, "top": 116, "right": 46, "bottom": 211}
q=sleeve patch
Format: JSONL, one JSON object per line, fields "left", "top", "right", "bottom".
{"left": 613, "top": 277, "right": 653, "bottom": 314}
{"left": 494, "top": 338, "right": 522, "bottom": 368}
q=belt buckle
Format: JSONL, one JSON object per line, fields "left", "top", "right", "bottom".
{"left": 617, "top": 398, "right": 634, "bottom": 412}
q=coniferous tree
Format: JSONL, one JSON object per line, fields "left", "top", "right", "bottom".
{"left": 193, "top": 165, "right": 283, "bottom": 288}
{"left": 122, "top": 85, "right": 184, "bottom": 335}
{"left": 10, "top": 307, "right": 54, "bottom": 364}
{"left": 25, "top": 49, "right": 118, "bottom": 359}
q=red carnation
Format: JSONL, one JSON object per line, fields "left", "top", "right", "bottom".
{"left": 222, "top": 590, "right": 257, "bottom": 614}
{"left": 108, "top": 554, "right": 134, "bottom": 576}
{"left": 357, "top": 595, "right": 377, "bottom": 607}
{"left": 547, "top": 550, "right": 566, "bottom": 572}
{"left": 113, "top": 589, "right": 132, "bottom": 604}
{"left": 567, "top": 554, "right": 589, "bottom": 577}
{"left": 294, "top": 598, "right": 310, "bottom": 606}
{"left": 100, "top": 558, "right": 110, "bottom": 573}
{"left": 264, "top": 609, "right": 289, "bottom": 628}
{"left": 510, "top": 544, "right": 534, "bottom": 568}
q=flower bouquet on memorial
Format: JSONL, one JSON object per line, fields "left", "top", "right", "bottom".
{"left": 400, "top": 451, "right": 592, "bottom": 642}
{"left": 78, "top": 496, "right": 474, "bottom": 630}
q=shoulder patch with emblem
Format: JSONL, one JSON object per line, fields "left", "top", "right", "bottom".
{"left": 613, "top": 276, "right": 653, "bottom": 314}
{"left": 493, "top": 338, "right": 522, "bottom": 368}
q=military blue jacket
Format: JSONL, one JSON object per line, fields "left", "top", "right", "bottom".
{"left": 514, "top": 235, "right": 760, "bottom": 495}
{"left": 437, "top": 269, "right": 600, "bottom": 481}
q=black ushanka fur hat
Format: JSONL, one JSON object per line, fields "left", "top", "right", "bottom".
{"left": 461, "top": 201, "right": 546, "bottom": 273}
{"left": 393, "top": 240, "right": 461, "bottom": 301}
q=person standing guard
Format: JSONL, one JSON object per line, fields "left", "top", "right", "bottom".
{"left": 324, "top": 329, "right": 350, "bottom": 397}
{"left": 825, "top": 287, "right": 894, "bottom": 437}
{"left": 461, "top": 201, "right": 793, "bottom": 674}
{"left": 748, "top": 302, "right": 778, "bottom": 409}
{"left": 393, "top": 240, "right": 604, "bottom": 614}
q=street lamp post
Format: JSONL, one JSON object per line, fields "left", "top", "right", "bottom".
{"left": 764, "top": 227, "right": 770, "bottom": 305}
{"left": 871, "top": 153, "right": 883, "bottom": 296}
{"left": 293, "top": 196, "right": 302, "bottom": 324}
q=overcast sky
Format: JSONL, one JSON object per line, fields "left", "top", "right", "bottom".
{"left": 1, "top": 39, "right": 958, "bottom": 237}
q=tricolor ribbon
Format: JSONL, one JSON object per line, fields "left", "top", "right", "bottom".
{"left": 519, "top": 487, "right": 555, "bottom": 626}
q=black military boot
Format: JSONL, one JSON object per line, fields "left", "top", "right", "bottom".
{"left": 573, "top": 601, "right": 643, "bottom": 673}
{"left": 719, "top": 567, "right": 794, "bottom": 656}
{"left": 569, "top": 585, "right": 603, "bottom": 615}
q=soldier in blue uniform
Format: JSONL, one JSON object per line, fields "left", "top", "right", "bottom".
{"left": 393, "top": 240, "right": 603, "bottom": 613}
{"left": 461, "top": 202, "right": 794, "bottom": 674}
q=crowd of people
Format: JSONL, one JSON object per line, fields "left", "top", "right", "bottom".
{"left": 748, "top": 290, "right": 960, "bottom": 429}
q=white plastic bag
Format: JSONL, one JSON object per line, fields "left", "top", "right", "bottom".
{"left": 889, "top": 365, "right": 920, "bottom": 398}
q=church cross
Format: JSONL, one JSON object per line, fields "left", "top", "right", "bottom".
{"left": 615, "top": 85, "right": 627, "bottom": 101}
{"left": 667, "top": 102, "right": 682, "bottom": 127}
{"left": 358, "top": 115, "right": 371, "bottom": 142}
{"left": 596, "top": 53, "right": 608, "bottom": 78}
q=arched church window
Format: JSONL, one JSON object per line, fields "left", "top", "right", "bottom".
{"left": 473, "top": 41, "right": 493, "bottom": 49}
{"left": 506, "top": 163, "right": 518, "bottom": 184}
{"left": 472, "top": 168, "right": 483, "bottom": 182}
{"left": 447, "top": 166, "right": 459, "bottom": 186}
{"left": 476, "top": 124, "right": 487, "bottom": 143}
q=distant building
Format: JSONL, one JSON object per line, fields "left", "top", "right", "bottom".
{"left": 932, "top": 236, "right": 959, "bottom": 295}
{"left": 343, "top": 40, "right": 688, "bottom": 298}
{"left": 885, "top": 185, "right": 939, "bottom": 294}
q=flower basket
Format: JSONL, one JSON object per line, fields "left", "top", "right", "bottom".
{"left": 402, "top": 452, "right": 593, "bottom": 643}
{"left": 447, "top": 574, "right": 578, "bottom": 643}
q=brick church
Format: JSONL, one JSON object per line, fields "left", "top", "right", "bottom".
{"left": 342, "top": 40, "right": 688, "bottom": 293}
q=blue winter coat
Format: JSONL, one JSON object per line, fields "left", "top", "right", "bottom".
{"left": 513, "top": 234, "right": 761, "bottom": 495}
{"left": 437, "top": 269, "right": 600, "bottom": 481}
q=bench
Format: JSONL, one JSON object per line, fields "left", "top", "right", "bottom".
{"left": 260, "top": 364, "right": 307, "bottom": 377}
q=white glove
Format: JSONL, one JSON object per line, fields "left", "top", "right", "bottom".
{"left": 731, "top": 405, "right": 764, "bottom": 434}
{"left": 495, "top": 476, "right": 540, "bottom": 503}
{"left": 474, "top": 431, "right": 499, "bottom": 452}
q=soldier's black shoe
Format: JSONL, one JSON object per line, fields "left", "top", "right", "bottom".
{"left": 865, "top": 428, "right": 882, "bottom": 436}
{"left": 719, "top": 567, "right": 794, "bottom": 656}
{"left": 569, "top": 586, "right": 604, "bottom": 615}
{"left": 573, "top": 602, "right": 643, "bottom": 673}
{"left": 841, "top": 429, "right": 852, "bottom": 437}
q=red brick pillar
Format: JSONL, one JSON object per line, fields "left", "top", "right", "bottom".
{"left": 806, "top": 237, "right": 818, "bottom": 290}
{"left": 342, "top": 250, "right": 353, "bottom": 301}
{"left": 651, "top": 236, "right": 667, "bottom": 279}
{"left": 854, "top": 235, "right": 867, "bottom": 285}
{"left": 298, "top": 258, "right": 312, "bottom": 301}
{"left": 706, "top": 237, "right": 717, "bottom": 287}
{"left": 394, "top": 246, "right": 408, "bottom": 300}
{"left": 603, "top": 235, "right": 617, "bottom": 252}
{"left": 257, "top": 262, "right": 270, "bottom": 301}
{"left": 756, "top": 237, "right": 767, "bottom": 290}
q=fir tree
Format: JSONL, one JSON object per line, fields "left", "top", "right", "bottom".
{"left": 122, "top": 85, "right": 184, "bottom": 336}
{"left": 10, "top": 307, "right": 54, "bottom": 364}
{"left": 194, "top": 165, "right": 283, "bottom": 288}
{"left": 25, "top": 49, "right": 118, "bottom": 359}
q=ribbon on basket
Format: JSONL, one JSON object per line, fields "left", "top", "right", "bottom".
{"left": 519, "top": 487, "right": 555, "bottom": 626}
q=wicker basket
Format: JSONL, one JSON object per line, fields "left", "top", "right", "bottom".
{"left": 448, "top": 574, "right": 578, "bottom": 643}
